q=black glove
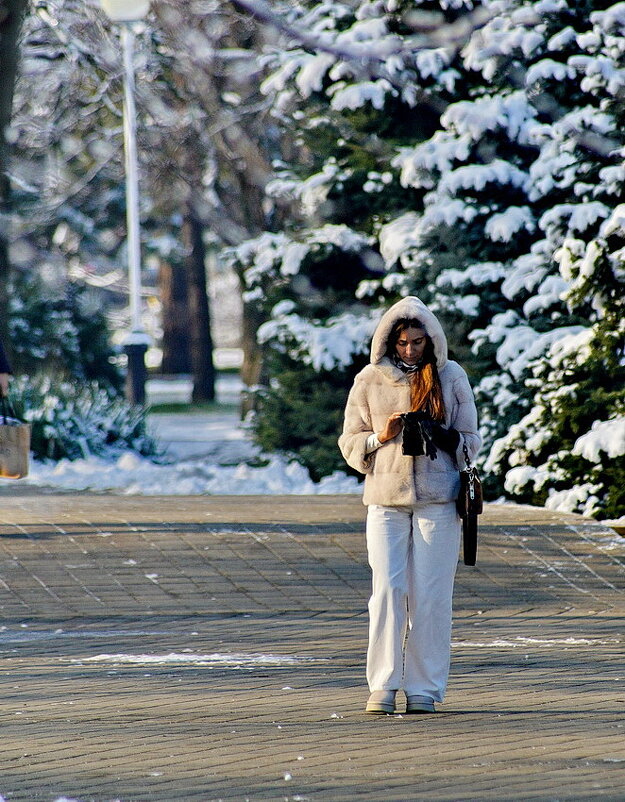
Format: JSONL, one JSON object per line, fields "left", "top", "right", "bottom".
{"left": 402, "top": 412, "right": 438, "bottom": 460}
{"left": 429, "top": 422, "right": 461, "bottom": 454}
{"left": 418, "top": 417, "right": 438, "bottom": 460}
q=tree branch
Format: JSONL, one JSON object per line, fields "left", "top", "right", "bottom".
{"left": 227, "top": 0, "right": 494, "bottom": 63}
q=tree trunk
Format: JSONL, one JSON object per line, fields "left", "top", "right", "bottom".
{"left": 184, "top": 207, "right": 215, "bottom": 402}
{"left": 239, "top": 295, "right": 267, "bottom": 416}
{"left": 158, "top": 255, "right": 191, "bottom": 374}
{"left": 0, "top": 0, "right": 28, "bottom": 349}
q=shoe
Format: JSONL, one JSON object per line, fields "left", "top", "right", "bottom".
{"left": 365, "top": 690, "right": 397, "bottom": 714}
{"left": 405, "top": 694, "right": 436, "bottom": 714}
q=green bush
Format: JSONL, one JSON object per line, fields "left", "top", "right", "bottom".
{"left": 9, "top": 270, "right": 123, "bottom": 390}
{"left": 7, "top": 376, "right": 160, "bottom": 462}
{"left": 251, "top": 353, "right": 368, "bottom": 482}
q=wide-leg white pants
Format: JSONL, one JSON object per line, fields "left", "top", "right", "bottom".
{"left": 365, "top": 502, "right": 461, "bottom": 701}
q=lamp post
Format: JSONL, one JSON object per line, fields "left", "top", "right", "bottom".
{"left": 100, "top": 0, "right": 151, "bottom": 404}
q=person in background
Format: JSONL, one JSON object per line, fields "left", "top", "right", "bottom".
{"left": 338, "top": 296, "right": 481, "bottom": 715}
{"left": 0, "top": 337, "right": 12, "bottom": 397}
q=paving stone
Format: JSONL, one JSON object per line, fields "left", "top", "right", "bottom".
{"left": 0, "top": 495, "right": 623, "bottom": 801}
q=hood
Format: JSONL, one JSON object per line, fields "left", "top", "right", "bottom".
{"left": 370, "top": 296, "right": 448, "bottom": 369}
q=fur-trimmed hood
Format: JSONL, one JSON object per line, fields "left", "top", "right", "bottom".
{"left": 370, "top": 296, "right": 448, "bottom": 369}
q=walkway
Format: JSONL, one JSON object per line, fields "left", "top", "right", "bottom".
{"left": 0, "top": 495, "right": 623, "bottom": 801}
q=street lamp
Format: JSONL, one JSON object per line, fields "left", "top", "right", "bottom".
{"left": 100, "top": 0, "right": 151, "bottom": 404}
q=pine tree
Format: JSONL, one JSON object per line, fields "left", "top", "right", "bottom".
{"left": 8, "top": 270, "right": 122, "bottom": 388}
{"left": 233, "top": 0, "right": 483, "bottom": 478}
{"left": 236, "top": 0, "right": 625, "bottom": 516}
{"left": 487, "top": 213, "right": 625, "bottom": 518}
{"left": 476, "top": 1, "right": 625, "bottom": 516}
{"left": 369, "top": 0, "right": 625, "bottom": 511}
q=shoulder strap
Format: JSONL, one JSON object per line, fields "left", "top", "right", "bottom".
{"left": 462, "top": 441, "right": 472, "bottom": 470}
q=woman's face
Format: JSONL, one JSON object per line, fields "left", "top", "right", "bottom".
{"left": 395, "top": 326, "right": 427, "bottom": 365}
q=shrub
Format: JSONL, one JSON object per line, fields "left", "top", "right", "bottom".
{"left": 9, "top": 270, "right": 123, "bottom": 391}
{"left": 251, "top": 349, "right": 369, "bottom": 482}
{"left": 7, "top": 376, "right": 160, "bottom": 462}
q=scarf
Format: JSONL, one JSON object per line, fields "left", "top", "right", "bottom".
{"left": 391, "top": 353, "right": 424, "bottom": 375}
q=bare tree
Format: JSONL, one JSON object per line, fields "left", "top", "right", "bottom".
{"left": 228, "top": 0, "right": 494, "bottom": 68}
{"left": 148, "top": 0, "right": 279, "bottom": 393}
{"left": 9, "top": 0, "right": 287, "bottom": 401}
{"left": 0, "top": 0, "right": 28, "bottom": 345}
{"left": 184, "top": 203, "right": 215, "bottom": 402}
{"left": 158, "top": 253, "right": 191, "bottom": 374}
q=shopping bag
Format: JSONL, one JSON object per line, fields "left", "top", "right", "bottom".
{"left": 0, "top": 397, "right": 31, "bottom": 479}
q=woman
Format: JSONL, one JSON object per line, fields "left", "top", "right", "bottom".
{"left": 338, "top": 296, "right": 480, "bottom": 715}
{"left": 0, "top": 336, "right": 11, "bottom": 397}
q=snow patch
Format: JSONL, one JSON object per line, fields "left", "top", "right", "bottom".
{"left": 485, "top": 206, "right": 535, "bottom": 242}
{"left": 25, "top": 451, "right": 361, "bottom": 496}
{"left": 73, "top": 652, "right": 325, "bottom": 668}
{"left": 258, "top": 309, "right": 382, "bottom": 371}
{"left": 452, "top": 636, "right": 620, "bottom": 648}
{"left": 545, "top": 484, "right": 602, "bottom": 518}
{"left": 329, "top": 79, "right": 394, "bottom": 111}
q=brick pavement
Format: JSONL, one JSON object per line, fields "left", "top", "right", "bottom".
{"left": 0, "top": 494, "right": 623, "bottom": 801}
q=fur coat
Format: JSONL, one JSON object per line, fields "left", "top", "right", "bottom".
{"left": 338, "top": 296, "right": 481, "bottom": 507}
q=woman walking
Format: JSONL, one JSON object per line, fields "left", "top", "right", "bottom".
{"left": 339, "top": 296, "right": 480, "bottom": 714}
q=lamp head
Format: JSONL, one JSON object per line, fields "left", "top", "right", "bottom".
{"left": 100, "top": 0, "right": 150, "bottom": 22}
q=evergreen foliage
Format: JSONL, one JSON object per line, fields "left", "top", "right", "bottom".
{"left": 487, "top": 207, "right": 625, "bottom": 518}
{"left": 234, "top": 0, "right": 625, "bottom": 517}
{"left": 9, "top": 269, "right": 122, "bottom": 390}
{"left": 9, "top": 376, "right": 159, "bottom": 462}
{"left": 253, "top": 353, "right": 369, "bottom": 482}
{"left": 229, "top": 0, "right": 476, "bottom": 477}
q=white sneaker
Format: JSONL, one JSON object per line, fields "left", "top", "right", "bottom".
{"left": 365, "top": 690, "right": 397, "bottom": 714}
{"left": 405, "top": 695, "right": 436, "bottom": 714}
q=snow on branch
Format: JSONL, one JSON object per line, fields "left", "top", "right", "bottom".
{"left": 227, "top": 0, "right": 494, "bottom": 64}
{"left": 573, "top": 417, "right": 625, "bottom": 463}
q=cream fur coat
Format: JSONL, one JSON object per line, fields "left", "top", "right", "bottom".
{"left": 338, "top": 296, "right": 481, "bottom": 507}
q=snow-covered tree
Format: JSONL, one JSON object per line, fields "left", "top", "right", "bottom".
{"left": 235, "top": 0, "right": 624, "bottom": 515}
{"left": 385, "top": 2, "right": 618, "bottom": 439}
{"left": 487, "top": 212, "right": 625, "bottom": 519}
{"left": 468, "top": 0, "right": 625, "bottom": 515}
{"left": 409, "top": 0, "right": 625, "bottom": 515}
{"left": 230, "top": 0, "right": 487, "bottom": 477}
{"left": 9, "top": 0, "right": 151, "bottom": 379}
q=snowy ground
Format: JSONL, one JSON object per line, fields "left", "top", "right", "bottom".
{"left": 21, "top": 375, "right": 361, "bottom": 496}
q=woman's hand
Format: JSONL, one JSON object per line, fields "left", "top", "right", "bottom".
{"left": 378, "top": 412, "right": 404, "bottom": 444}
{"left": 0, "top": 373, "right": 9, "bottom": 397}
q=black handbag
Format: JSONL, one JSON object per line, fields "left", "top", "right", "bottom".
{"left": 456, "top": 443, "right": 482, "bottom": 566}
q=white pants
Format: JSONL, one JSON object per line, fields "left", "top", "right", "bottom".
{"left": 365, "top": 502, "right": 461, "bottom": 701}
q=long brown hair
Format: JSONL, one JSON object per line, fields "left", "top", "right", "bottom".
{"left": 386, "top": 318, "right": 446, "bottom": 422}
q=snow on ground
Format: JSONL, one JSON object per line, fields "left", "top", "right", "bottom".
{"left": 451, "top": 636, "right": 621, "bottom": 648}
{"left": 72, "top": 652, "right": 326, "bottom": 667}
{"left": 23, "top": 450, "right": 360, "bottom": 495}
{"left": 20, "top": 375, "right": 361, "bottom": 496}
